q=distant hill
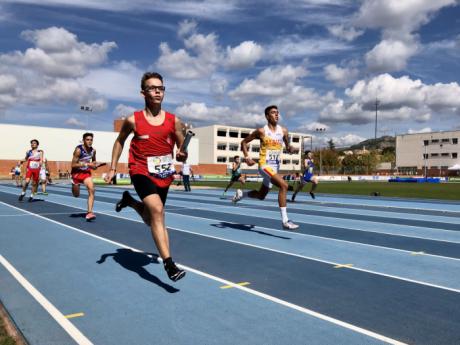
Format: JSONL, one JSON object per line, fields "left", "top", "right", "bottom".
{"left": 347, "top": 136, "right": 395, "bottom": 151}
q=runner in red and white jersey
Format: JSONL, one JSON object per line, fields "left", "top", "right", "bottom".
{"left": 71, "top": 132, "right": 105, "bottom": 221}
{"left": 105, "top": 71, "right": 187, "bottom": 282}
{"left": 19, "top": 139, "right": 44, "bottom": 202}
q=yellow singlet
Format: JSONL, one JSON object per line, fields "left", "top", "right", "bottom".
{"left": 259, "top": 124, "right": 284, "bottom": 168}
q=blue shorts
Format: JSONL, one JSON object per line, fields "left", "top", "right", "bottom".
{"left": 303, "top": 172, "right": 313, "bottom": 183}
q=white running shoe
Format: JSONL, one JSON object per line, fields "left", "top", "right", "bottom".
{"left": 232, "top": 189, "right": 243, "bottom": 203}
{"left": 282, "top": 220, "right": 299, "bottom": 230}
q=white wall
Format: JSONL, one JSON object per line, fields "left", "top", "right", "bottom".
{"left": 0, "top": 123, "right": 199, "bottom": 164}
{"left": 396, "top": 131, "right": 460, "bottom": 169}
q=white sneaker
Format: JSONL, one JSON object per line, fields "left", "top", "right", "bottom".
{"left": 232, "top": 189, "right": 243, "bottom": 203}
{"left": 282, "top": 220, "right": 299, "bottom": 230}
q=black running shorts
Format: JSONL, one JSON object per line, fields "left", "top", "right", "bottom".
{"left": 131, "top": 174, "right": 169, "bottom": 205}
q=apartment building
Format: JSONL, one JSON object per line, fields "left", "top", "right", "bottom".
{"left": 396, "top": 130, "right": 460, "bottom": 176}
{"left": 192, "top": 125, "right": 311, "bottom": 171}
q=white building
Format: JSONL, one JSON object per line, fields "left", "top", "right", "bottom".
{"left": 396, "top": 130, "right": 460, "bottom": 175}
{"left": 192, "top": 125, "right": 311, "bottom": 171}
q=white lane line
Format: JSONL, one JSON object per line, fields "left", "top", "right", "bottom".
{"left": 0, "top": 255, "right": 93, "bottom": 345}
{"left": 4, "top": 193, "right": 460, "bottom": 294}
{"left": 165, "top": 211, "right": 460, "bottom": 262}
{"left": 0, "top": 201, "right": 406, "bottom": 345}
{"left": 9, "top": 188, "right": 460, "bottom": 263}
{"left": 166, "top": 201, "right": 460, "bottom": 244}
{"left": 165, "top": 189, "right": 460, "bottom": 214}
{"left": 0, "top": 212, "right": 82, "bottom": 217}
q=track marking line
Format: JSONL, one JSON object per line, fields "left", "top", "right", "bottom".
{"left": 26, "top": 190, "right": 460, "bottom": 263}
{"left": 0, "top": 202, "right": 407, "bottom": 345}
{"left": 166, "top": 212, "right": 460, "bottom": 262}
{"left": 4, "top": 185, "right": 460, "bottom": 242}
{"left": 4, "top": 192, "right": 460, "bottom": 293}
{"left": 410, "top": 251, "right": 425, "bottom": 255}
{"left": 65, "top": 313, "right": 85, "bottom": 319}
{"left": 220, "top": 282, "right": 250, "bottom": 289}
{"left": 0, "top": 255, "right": 93, "bottom": 345}
{"left": 2, "top": 198, "right": 460, "bottom": 297}
{"left": 334, "top": 264, "right": 354, "bottom": 269}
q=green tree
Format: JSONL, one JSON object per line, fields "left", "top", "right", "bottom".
{"left": 327, "top": 139, "right": 336, "bottom": 151}
{"left": 361, "top": 151, "right": 379, "bottom": 174}
{"left": 341, "top": 154, "right": 361, "bottom": 174}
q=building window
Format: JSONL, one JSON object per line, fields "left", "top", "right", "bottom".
{"left": 431, "top": 139, "right": 439, "bottom": 143}
{"left": 251, "top": 146, "right": 260, "bottom": 152}
{"left": 423, "top": 153, "right": 429, "bottom": 159}
{"left": 431, "top": 153, "right": 439, "bottom": 157}
{"left": 453, "top": 153, "right": 458, "bottom": 159}
{"left": 217, "top": 143, "right": 227, "bottom": 150}
{"left": 241, "top": 132, "right": 249, "bottom": 138}
{"left": 442, "top": 138, "right": 450, "bottom": 143}
{"left": 217, "top": 156, "right": 227, "bottom": 163}
{"left": 282, "top": 159, "right": 291, "bottom": 165}
{"left": 229, "top": 144, "right": 239, "bottom": 151}
{"left": 441, "top": 153, "right": 449, "bottom": 157}
{"left": 292, "top": 136, "right": 300, "bottom": 143}
{"left": 453, "top": 138, "right": 458, "bottom": 144}
{"left": 423, "top": 140, "right": 429, "bottom": 146}
{"left": 217, "top": 129, "right": 227, "bottom": 137}
{"left": 229, "top": 131, "right": 239, "bottom": 138}
{"left": 292, "top": 160, "right": 299, "bottom": 165}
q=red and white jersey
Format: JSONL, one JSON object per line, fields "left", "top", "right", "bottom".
{"left": 26, "top": 149, "right": 42, "bottom": 170}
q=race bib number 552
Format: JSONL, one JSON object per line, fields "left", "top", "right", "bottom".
{"left": 147, "top": 154, "right": 175, "bottom": 179}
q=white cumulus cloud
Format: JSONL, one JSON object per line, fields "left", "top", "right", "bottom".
{"left": 324, "top": 64, "right": 359, "bottom": 86}
{"left": 365, "top": 39, "right": 418, "bottom": 72}
{"left": 225, "top": 41, "right": 263, "bottom": 69}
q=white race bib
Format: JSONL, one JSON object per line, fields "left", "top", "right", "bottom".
{"left": 147, "top": 154, "right": 175, "bottom": 178}
{"left": 266, "top": 150, "right": 280, "bottom": 164}
{"left": 29, "top": 161, "right": 40, "bottom": 169}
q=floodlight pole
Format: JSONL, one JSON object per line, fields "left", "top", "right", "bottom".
{"left": 315, "top": 128, "right": 327, "bottom": 176}
{"left": 80, "top": 105, "right": 93, "bottom": 130}
{"left": 374, "top": 99, "right": 380, "bottom": 140}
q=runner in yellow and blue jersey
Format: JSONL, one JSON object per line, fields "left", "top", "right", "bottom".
{"left": 291, "top": 150, "right": 319, "bottom": 201}
{"left": 232, "top": 105, "right": 299, "bottom": 230}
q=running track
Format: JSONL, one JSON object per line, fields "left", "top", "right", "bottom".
{"left": 0, "top": 182, "right": 460, "bottom": 345}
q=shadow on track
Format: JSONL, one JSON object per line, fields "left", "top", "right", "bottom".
{"left": 96, "top": 248, "right": 179, "bottom": 293}
{"left": 211, "top": 221, "right": 291, "bottom": 240}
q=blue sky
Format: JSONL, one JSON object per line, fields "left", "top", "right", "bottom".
{"left": 1, "top": 0, "right": 460, "bottom": 147}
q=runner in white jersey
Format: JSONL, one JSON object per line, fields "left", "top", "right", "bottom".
{"left": 39, "top": 158, "right": 48, "bottom": 195}
{"left": 232, "top": 105, "right": 299, "bottom": 230}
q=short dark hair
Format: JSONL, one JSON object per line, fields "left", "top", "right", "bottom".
{"left": 234, "top": 155, "right": 240, "bottom": 160}
{"left": 264, "top": 105, "right": 278, "bottom": 116}
{"left": 304, "top": 150, "right": 311, "bottom": 155}
{"left": 30, "top": 139, "right": 39, "bottom": 145}
{"left": 141, "top": 72, "right": 163, "bottom": 90}
{"left": 83, "top": 132, "right": 94, "bottom": 140}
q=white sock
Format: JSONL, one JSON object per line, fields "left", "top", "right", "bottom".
{"left": 280, "top": 207, "right": 289, "bottom": 223}
{"left": 21, "top": 191, "right": 25, "bottom": 196}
